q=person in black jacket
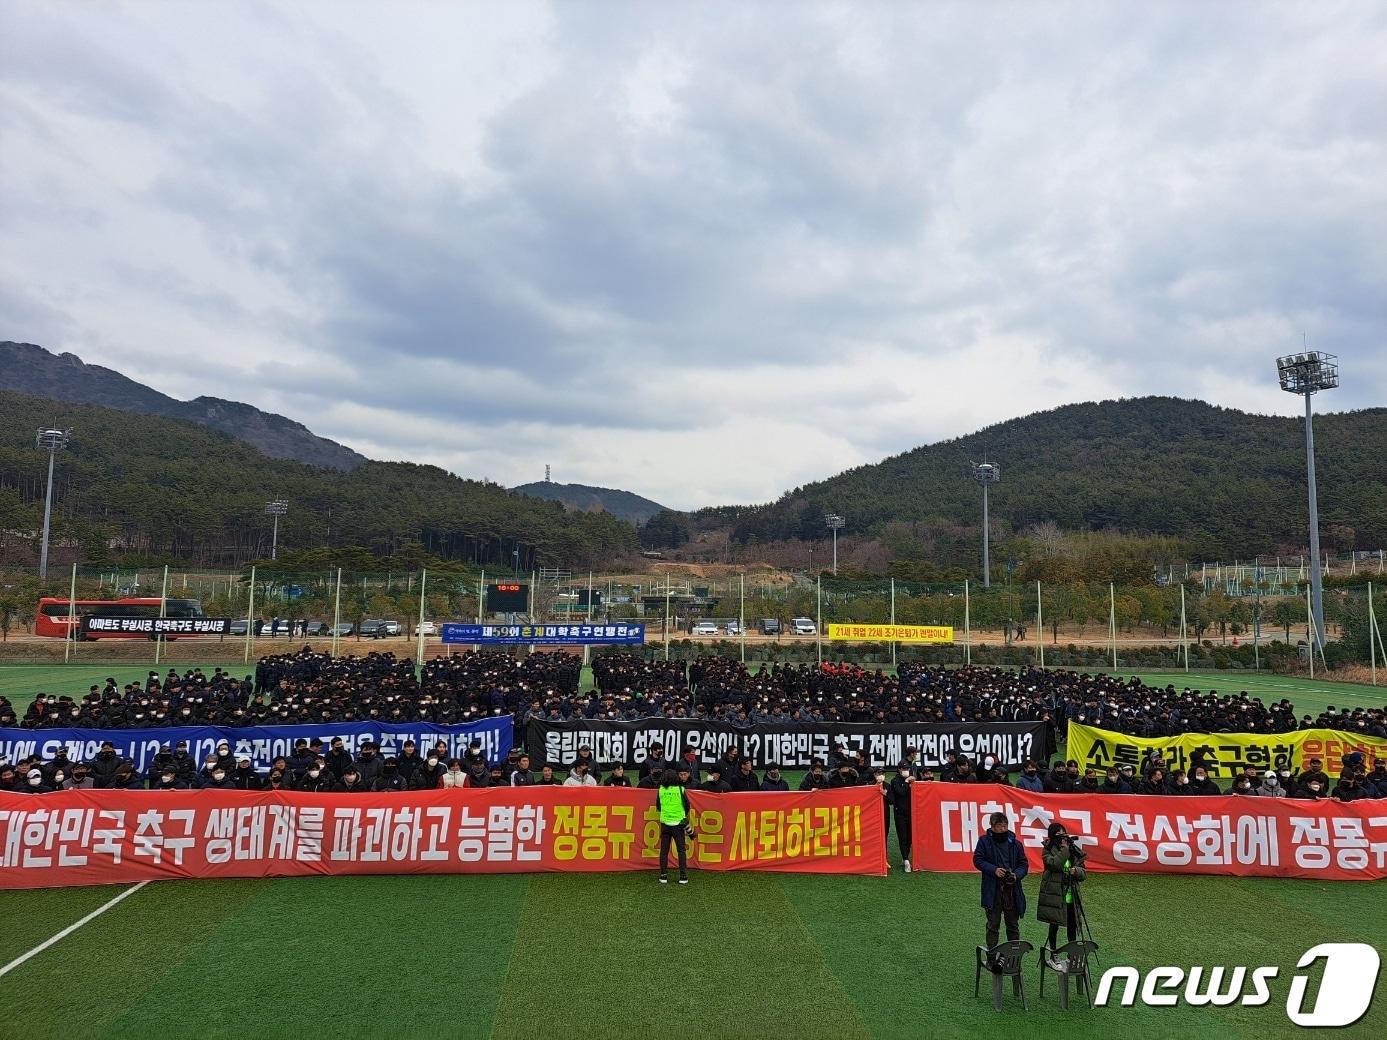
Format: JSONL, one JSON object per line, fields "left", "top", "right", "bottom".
{"left": 333, "top": 767, "right": 367, "bottom": 793}
{"left": 325, "top": 739, "right": 354, "bottom": 782}
{"left": 88, "top": 742, "right": 121, "bottom": 786}
{"left": 372, "top": 758, "right": 409, "bottom": 792}
{"left": 396, "top": 741, "right": 425, "bottom": 786}
{"left": 1098, "top": 769, "right": 1129, "bottom": 795}
{"left": 699, "top": 766, "right": 730, "bottom": 793}
{"left": 510, "top": 755, "right": 536, "bottom": 786}
{"left": 230, "top": 758, "right": 261, "bottom": 790}
{"left": 759, "top": 764, "right": 789, "bottom": 792}
{"left": 415, "top": 753, "right": 445, "bottom": 790}
{"left": 723, "top": 760, "right": 755, "bottom": 791}
{"left": 295, "top": 764, "right": 333, "bottom": 792}
{"left": 1187, "top": 768, "right": 1220, "bottom": 796}
{"left": 973, "top": 812, "right": 1028, "bottom": 949}
{"left": 799, "top": 762, "right": 829, "bottom": 791}
{"left": 888, "top": 766, "right": 914, "bottom": 870}
{"left": 355, "top": 742, "right": 384, "bottom": 786}
{"left": 828, "top": 763, "right": 860, "bottom": 788}
{"left": 603, "top": 763, "right": 632, "bottom": 787}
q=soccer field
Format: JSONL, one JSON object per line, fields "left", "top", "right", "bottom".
{"left": 2, "top": 662, "right": 1384, "bottom": 1038}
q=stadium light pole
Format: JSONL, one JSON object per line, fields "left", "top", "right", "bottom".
{"left": 35, "top": 428, "right": 71, "bottom": 580}
{"left": 264, "top": 500, "right": 289, "bottom": 560}
{"left": 824, "top": 515, "right": 844, "bottom": 575}
{"left": 1276, "top": 351, "right": 1338, "bottom": 652}
{"left": 972, "top": 462, "right": 999, "bottom": 589}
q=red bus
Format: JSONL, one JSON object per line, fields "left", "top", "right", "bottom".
{"left": 35, "top": 597, "right": 206, "bottom": 639}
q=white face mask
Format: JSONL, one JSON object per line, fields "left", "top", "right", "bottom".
{"left": 212, "top": 772, "right": 225, "bottom": 781}
{"left": 308, "top": 769, "right": 321, "bottom": 778}
{"left": 427, "top": 757, "right": 439, "bottom": 767}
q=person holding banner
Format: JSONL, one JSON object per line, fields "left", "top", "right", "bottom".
{"left": 973, "top": 811, "right": 1027, "bottom": 948}
{"left": 656, "top": 769, "right": 692, "bottom": 885}
{"left": 888, "top": 765, "right": 914, "bottom": 871}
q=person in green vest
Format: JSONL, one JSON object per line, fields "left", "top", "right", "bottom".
{"left": 1038, "top": 822, "right": 1087, "bottom": 969}
{"left": 656, "top": 768, "right": 692, "bottom": 885}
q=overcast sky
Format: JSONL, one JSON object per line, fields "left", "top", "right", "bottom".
{"left": 2, "top": 1, "right": 1383, "bottom": 510}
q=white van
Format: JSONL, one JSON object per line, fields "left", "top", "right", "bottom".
{"left": 791, "top": 617, "right": 817, "bottom": 635}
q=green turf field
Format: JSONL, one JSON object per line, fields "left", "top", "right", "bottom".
{"left": 2, "top": 662, "right": 1384, "bottom": 1039}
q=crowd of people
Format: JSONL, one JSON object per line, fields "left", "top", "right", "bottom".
{"left": 2, "top": 654, "right": 1384, "bottom": 823}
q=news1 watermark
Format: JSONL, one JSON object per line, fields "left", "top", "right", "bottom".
{"left": 1094, "top": 943, "right": 1380, "bottom": 1027}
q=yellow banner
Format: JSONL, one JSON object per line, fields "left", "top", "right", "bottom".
{"left": 1065, "top": 722, "right": 1387, "bottom": 781}
{"left": 825, "top": 624, "right": 954, "bottom": 644}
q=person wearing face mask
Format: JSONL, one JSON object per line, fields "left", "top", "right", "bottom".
{"left": 333, "top": 766, "right": 366, "bottom": 793}
{"left": 1231, "top": 774, "right": 1256, "bottom": 796}
{"left": 88, "top": 741, "right": 121, "bottom": 786}
{"left": 230, "top": 758, "right": 261, "bottom": 790}
{"left": 354, "top": 741, "right": 383, "bottom": 785}
{"left": 325, "top": 738, "right": 354, "bottom": 780}
{"left": 760, "top": 764, "right": 790, "bottom": 792}
{"left": 264, "top": 770, "right": 288, "bottom": 792}
{"left": 888, "top": 764, "right": 915, "bottom": 871}
{"left": 1291, "top": 776, "right": 1327, "bottom": 800}
{"left": 154, "top": 769, "right": 188, "bottom": 791}
{"left": 371, "top": 757, "right": 408, "bottom": 792}
{"left": 204, "top": 764, "right": 234, "bottom": 789}
{"left": 415, "top": 752, "right": 445, "bottom": 790}
{"left": 295, "top": 761, "right": 333, "bottom": 793}
{"left": 1015, "top": 760, "right": 1044, "bottom": 793}
{"left": 1255, "top": 770, "right": 1285, "bottom": 798}
{"left": 1076, "top": 768, "right": 1101, "bottom": 793}
{"left": 62, "top": 764, "right": 96, "bottom": 790}
{"left": 1187, "top": 768, "right": 1220, "bottom": 796}
{"left": 1334, "top": 770, "right": 1368, "bottom": 802}
{"left": 1097, "top": 768, "right": 1127, "bottom": 795}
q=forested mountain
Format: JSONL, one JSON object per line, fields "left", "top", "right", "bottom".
{"left": 707, "top": 397, "right": 1387, "bottom": 561}
{"left": 0, "top": 391, "right": 638, "bottom": 569}
{"left": 511, "top": 480, "right": 667, "bottom": 524}
{"left": 0, "top": 341, "right": 366, "bottom": 470}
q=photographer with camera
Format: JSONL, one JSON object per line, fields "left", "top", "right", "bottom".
{"left": 656, "top": 768, "right": 693, "bottom": 885}
{"left": 1038, "top": 822, "right": 1087, "bottom": 968}
{"left": 973, "top": 811, "right": 1028, "bottom": 948}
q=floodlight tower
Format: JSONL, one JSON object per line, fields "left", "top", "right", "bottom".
{"left": 824, "top": 514, "right": 844, "bottom": 575}
{"left": 973, "top": 462, "right": 1000, "bottom": 588}
{"left": 265, "top": 500, "right": 289, "bottom": 560}
{"left": 1276, "top": 351, "right": 1338, "bottom": 652}
{"left": 35, "top": 428, "right": 71, "bottom": 580}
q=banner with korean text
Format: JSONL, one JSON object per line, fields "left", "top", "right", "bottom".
{"left": 441, "top": 623, "right": 645, "bottom": 645}
{"left": 0, "top": 717, "right": 512, "bottom": 775}
{"left": 1066, "top": 722, "right": 1387, "bottom": 781}
{"left": 910, "top": 782, "right": 1387, "bottom": 881}
{"left": 528, "top": 717, "right": 1041, "bottom": 771}
{"left": 825, "top": 624, "right": 953, "bottom": 643}
{"left": 0, "top": 786, "right": 886, "bottom": 889}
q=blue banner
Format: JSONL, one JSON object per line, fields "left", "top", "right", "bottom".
{"left": 0, "top": 717, "right": 512, "bottom": 774}
{"left": 440, "top": 622, "right": 645, "bottom": 645}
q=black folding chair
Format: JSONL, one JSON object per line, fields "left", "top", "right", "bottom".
{"left": 974, "top": 940, "right": 1034, "bottom": 1010}
{"left": 1039, "top": 940, "right": 1099, "bottom": 1009}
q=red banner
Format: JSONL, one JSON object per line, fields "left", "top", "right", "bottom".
{"left": 911, "top": 782, "right": 1387, "bottom": 881}
{"left": 0, "top": 786, "right": 886, "bottom": 889}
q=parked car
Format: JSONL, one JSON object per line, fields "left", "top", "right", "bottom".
{"left": 305, "top": 620, "right": 327, "bottom": 636}
{"left": 691, "top": 621, "right": 719, "bottom": 637}
{"left": 331, "top": 622, "right": 354, "bottom": 637}
{"left": 417, "top": 620, "right": 437, "bottom": 636}
{"left": 359, "top": 619, "right": 383, "bottom": 637}
{"left": 270, "top": 619, "right": 293, "bottom": 636}
{"left": 230, "top": 619, "right": 249, "bottom": 636}
{"left": 725, "top": 621, "right": 740, "bottom": 636}
{"left": 375, "top": 620, "right": 402, "bottom": 637}
{"left": 791, "top": 617, "right": 817, "bottom": 635}
{"left": 760, "top": 618, "right": 781, "bottom": 636}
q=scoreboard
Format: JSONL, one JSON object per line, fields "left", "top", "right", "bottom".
{"left": 486, "top": 583, "right": 529, "bottom": 613}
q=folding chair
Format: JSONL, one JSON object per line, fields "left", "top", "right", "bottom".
{"left": 1038, "top": 940, "right": 1099, "bottom": 1009}
{"left": 974, "top": 940, "right": 1034, "bottom": 1010}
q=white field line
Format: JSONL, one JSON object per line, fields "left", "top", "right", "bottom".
{"left": 0, "top": 880, "right": 149, "bottom": 979}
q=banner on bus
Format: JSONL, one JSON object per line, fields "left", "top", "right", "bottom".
{"left": 0, "top": 786, "right": 887, "bottom": 889}
{"left": 910, "top": 782, "right": 1387, "bottom": 881}
{"left": 441, "top": 623, "right": 645, "bottom": 645}
{"left": 825, "top": 624, "right": 953, "bottom": 643}
{"left": 1066, "top": 722, "right": 1387, "bottom": 780}
{"left": 0, "top": 717, "right": 512, "bottom": 774}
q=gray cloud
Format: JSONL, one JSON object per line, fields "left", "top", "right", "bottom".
{"left": 1, "top": 0, "right": 1383, "bottom": 509}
